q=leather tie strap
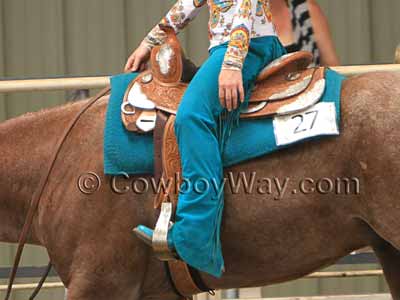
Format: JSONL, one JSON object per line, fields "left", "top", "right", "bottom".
{"left": 4, "top": 87, "right": 111, "bottom": 300}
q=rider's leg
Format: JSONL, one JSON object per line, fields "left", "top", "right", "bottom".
{"left": 134, "top": 50, "right": 226, "bottom": 277}
{"left": 171, "top": 48, "right": 228, "bottom": 277}
{"left": 135, "top": 47, "right": 229, "bottom": 277}
{"left": 170, "top": 38, "right": 287, "bottom": 278}
{"left": 134, "top": 36, "right": 287, "bottom": 278}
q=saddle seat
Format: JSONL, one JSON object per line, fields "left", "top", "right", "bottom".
{"left": 121, "top": 26, "right": 326, "bottom": 133}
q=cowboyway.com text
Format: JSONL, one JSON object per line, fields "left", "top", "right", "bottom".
{"left": 78, "top": 171, "right": 360, "bottom": 200}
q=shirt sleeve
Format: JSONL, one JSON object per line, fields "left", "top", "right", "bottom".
{"left": 143, "top": 0, "right": 206, "bottom": 49}
{"left": 222, "top": 0, "right": 259, "bottom": 71}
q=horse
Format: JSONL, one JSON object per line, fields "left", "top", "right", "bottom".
{"left": 1, "top": 71, "right": 400, "bottom": 300}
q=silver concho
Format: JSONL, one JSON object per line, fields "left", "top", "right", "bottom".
{"left": 141, "top": 73, "right": 153, "bottom": 84}
{"left": 156, "top": 44, "right": 174, "bottom": 75}
{"left": 286, "top": 72, "right": 301, "bottom": 81}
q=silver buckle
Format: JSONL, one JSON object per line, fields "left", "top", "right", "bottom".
{"left": 121, "top": 101, "right": 136, "bottom": 115}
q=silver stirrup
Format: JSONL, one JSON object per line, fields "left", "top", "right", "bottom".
{"left": 153, "top": 202, "right": 176, "bottom": 261}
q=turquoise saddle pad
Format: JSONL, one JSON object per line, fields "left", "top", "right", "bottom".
{"left": 104, "top": 69, "right": 344, "bottom": 175}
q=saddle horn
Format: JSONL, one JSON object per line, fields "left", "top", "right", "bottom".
{"left": 150, "top": 24, "right": 183, "bottom": 84}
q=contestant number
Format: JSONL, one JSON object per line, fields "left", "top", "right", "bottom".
{"left": 273, "top": 102, "right": 339, "bottom": 146}
{"left": 292, "top": 110, "right": 319, "bottom": 134}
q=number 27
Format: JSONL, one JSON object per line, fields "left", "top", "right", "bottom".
{"left": 292, "top": 110, "right": 319, "bottom": 134}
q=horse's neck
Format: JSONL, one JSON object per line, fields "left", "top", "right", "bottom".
{"left": 0, "top": 103, "right": 82, "bottom": 244}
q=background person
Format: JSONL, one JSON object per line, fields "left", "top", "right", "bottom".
{"left": 271, "top": 0, "right": 340, "bottom": 66}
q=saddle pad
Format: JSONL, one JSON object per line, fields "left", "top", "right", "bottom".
{"left": 104, "top": 69, "right": 344, "bottom": 175}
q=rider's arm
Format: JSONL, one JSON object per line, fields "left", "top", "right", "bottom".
{"left": 222, "top": 0, "right": 260, "bottom": 71}
{"left": 143, "top": 0, "right": 206, "bottom": 50}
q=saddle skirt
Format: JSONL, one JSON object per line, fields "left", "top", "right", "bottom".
{"left": 121, "top": 26, "right": 326, "bottom": 133}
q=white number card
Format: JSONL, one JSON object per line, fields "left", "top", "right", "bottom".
{"left": 273, "top": 102, "right": 339, "bottom": 146}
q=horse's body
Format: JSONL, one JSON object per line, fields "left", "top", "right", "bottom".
{"left": 1, "top": 72, "right": 400, "bottom": 300}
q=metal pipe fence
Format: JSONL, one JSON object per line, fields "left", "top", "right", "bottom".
{"left": 0, "top": 64, "right": 400, "bottom": 94}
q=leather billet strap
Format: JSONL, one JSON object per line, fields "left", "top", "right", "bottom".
{"left": 153, "top": 110, "right": 168, "bottom": 183}
{"left": 4, "top": 87, "right": 111, "bottom": 300}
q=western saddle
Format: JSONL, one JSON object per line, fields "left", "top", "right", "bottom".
{"left": 121, "top": 25, "right": 326, "bottom": 297}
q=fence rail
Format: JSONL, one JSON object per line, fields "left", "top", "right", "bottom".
{"left": 0, "top": 282, "right": 64, "bottom": 292}
{"left": 0, "top": 269, "right": 384, "bottom": 293}
{"left": 231, "top": 295, "right": 391, "bottom": 300}
{"left": 0, "top": 64, "right": 400, "bottom": 94}
{"left": 0, "top": 76, "right": 109, "bottom": 93}
{"left": 0, "top": 252, "right": 378, "bottom": 280}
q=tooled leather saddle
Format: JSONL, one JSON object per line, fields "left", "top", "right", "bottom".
{"left": 121, "top": 25, "right": 327, "bottom": 298}
{"left": 121, "top": 26, "right": 326, "bottom": 133}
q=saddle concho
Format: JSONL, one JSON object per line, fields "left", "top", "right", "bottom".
{"left": 122, "top": 25, "right": 329, "bottom": 298}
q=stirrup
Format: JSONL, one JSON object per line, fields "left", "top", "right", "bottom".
{"left": 153, "top": 202, "right": 176, "bottom": 261}
{"left": 133, "top": 203, "right": 177, "bottom": 261}
{"left": 132, "top": 224, "right": 178, "bottom": 260}
{"left": 132, "top": 222, "right": 174, "bottom": 247}
{"left": 132, "top": 225, "right": 153, "bottom": 247}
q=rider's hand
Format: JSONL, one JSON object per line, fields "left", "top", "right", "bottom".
{"left": 218, "top": 68, "right": 245, "bottom": 112}
{"left": 124, "top": 42, "right": 152, "bottom": 73}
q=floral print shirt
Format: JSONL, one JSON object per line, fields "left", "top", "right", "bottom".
{"left": 143, "top": 0, "right": 276, "bottom": 70}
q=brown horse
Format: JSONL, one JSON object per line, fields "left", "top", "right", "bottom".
{"left": 1, "top": 72, "right": 400, "bottom": 300}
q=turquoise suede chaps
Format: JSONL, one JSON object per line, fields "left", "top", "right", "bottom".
{"left": 171, "top": 36, "right": 286, "bottom": 277}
